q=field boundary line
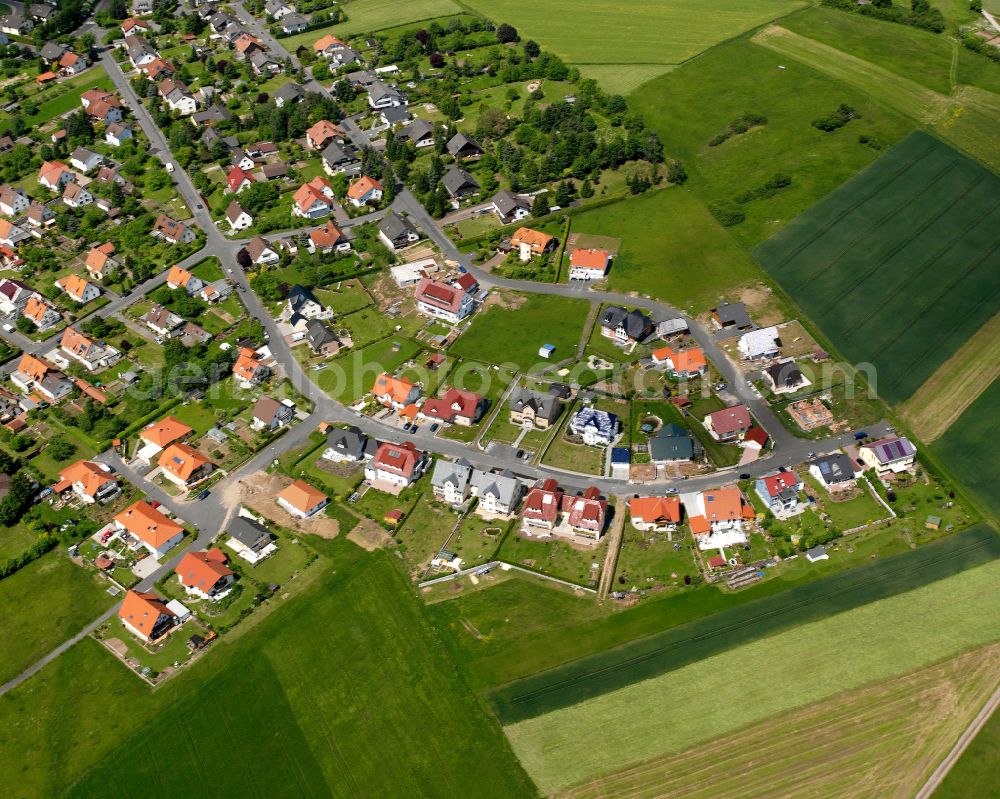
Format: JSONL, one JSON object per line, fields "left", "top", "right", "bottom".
{"left": 914, "top": 679, "right": 1000, "bottom": 798}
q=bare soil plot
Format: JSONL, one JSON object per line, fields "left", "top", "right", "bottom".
{"left": 565, "top": 233, "right": 622, "bottom": 255}
{"left": 235, "top": 471, "right": 340, "bottom": 539}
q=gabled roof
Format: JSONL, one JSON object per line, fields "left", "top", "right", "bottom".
{"left": 414, "top": 277, "right": 466, "bottom": 313}
{"left": 158, "top": 442, "right": 211, "bottom": 481}
{"left": 176, "top": 548, "right": 233, "bottom": 591}
{"left": 293, "top": 179, "right": 333, "bottom": 214}
{"left": 347, "top": 175, "right": 383, "bottom": 200}
{"left": 314, "top": 34, "right": 347, "bottom": 51}
{"left": 570, "top": 248, "right": 610, "bottom": 272}
{"left": 372, "top": 441, "right": 423, "bottom": 478}
{"left": 421, "top": 387, "right": 483, "bottom": 422}
{"left": 57, "top": 460, "right": 116, "bottom": 498}
{"left": 446, "top": 132, "right": 483, "bottom": 157}
{"left": 55, "top": 273, "right": 93, "bottom": 301}
{"left": 760, "top": 471, "right": 801, "bottom": 498}
{"left": 233, "top": 347, "right": 267, "bottom": 382}
{"left": 629, "top": 495, "right": 682, "bottom": 524}
{"left": 372, "top": 373, "right": 416, "bottom": 404}
{"left": 706, "top": 404, "right": 752, "bottom": 435}
{"left": 226, "top": 200, "right": 250, "bottom": 223}
{"left": 306, "top": 119, "right": 343, "bottom": 145}
{"left": 16, "top": 353, "right": 50, "bottom": 382}
{"left": 810, "top": 453, "right": 858, "bottom": 484}
{"left": 510, "top": 227, "right": 554, "bottom": 252}
{"left": 167, "top": 264, "right": 196, "bottom": 287}
{"left": 441, "top": 165, "right": 479, "bottom": 196}
{"left": 245, "top": 235, "right": 275, "bottom": 261}
{"left": 114, "top": 500, "right": 184, "bottom": 548}
{"left": 118, "top": 590, "right": 175, "bottom": 638}
{"left": 252, "top": 395, "right": 289, "bottom": 424}
{"left": 862, "top": 436, "right": 916, "bottom": 464}
{"left": 431, "top": 458, "right": 472, "bottom": 490}
{"left": 277, "top": 479, "right": 328, "bottom": 513}
{"left": 38, "top": 160, "right": 72, "bottom": 185}
{"left": 309, "top": 221, "right": 344, "bottom": 249}
{"left": 226, "top": 165, "right": 254, "bottom": 193}
{"left": 491, "top": 189, "right": 529, "bottom": 216}
{"left": 140, "top": 415, "right": 192, "bottom": 448}
{"left": 23, "top": 295, "right": 57, "bottom": 324}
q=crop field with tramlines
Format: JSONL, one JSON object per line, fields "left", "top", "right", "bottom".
{"left": 754, "top": 131, "right": 1000, "bottom": 404}
{"left": 489, "top": 525, "right": 1000, "bottom": 724}
{"left": 504, "top": 555, "right": 1000, "bottom": 794}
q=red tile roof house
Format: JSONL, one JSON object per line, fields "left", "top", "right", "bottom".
{"left": 413, "top": 277, "right": 475, "bottom": 324}
{"left": 363, "top": 441, "right": 428, "bottom": 490}
{"left": 175, "top": 548, "right": 236, "bottom": 601}
{"left": 418, "top": 387, "right": 488, "bottom": 427}
{"left": 521, "top": 478, "right": 562, "bottom": 533}
{"left": 226, "top": 165, "right": 255, "bottom": 194}
{"left": 703, "top": 404, "right": 752, "bottom": 442}
{"left": 118, "top": 590, "right": 178, "bottom": 643}
{"left": 754, "top": 471, "right": 805, "bottom": 516}
{"left": 560, "top": 487, "right": 607, "bottom": 542}
{"left": 346, "top": 175, "right": 383, "bottom": 208}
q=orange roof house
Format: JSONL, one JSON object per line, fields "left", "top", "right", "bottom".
{"left": 629, "top": 496, "right": 682, "bottom": 531}
{"left": 306, "top": 119, "right": 343, "bottom": 149}
{"left": 346, "top": 175, "right": 383, "bottom": 205}
{"left": 313, "top": 34, "right": 347, "bottom": 53}
{"left": 54, "top": 459, "right": 120, "bottom": 503}
{"left": 166, "top": 264, "right": 196, "bottom": 289}
{"left": 277, "top": 479, "right": 329, "bottom": 518}
{"left": 568, "top": 248, "right": 611, "bottom": 277}
{"left": 23, "top": 296, "right": 60, "bottom": 328}
{"left": 158, "top": 443, "right": 213, "bottom": 487}
{"left": 38, "top": 160, "right": 74, "bottom": 190}
{"left": 55, "top": 273, "right": 96, "bottom": 303}
{"left": 510, "top": 227, "right": 556, "bottom": 259}
{"left": 84, "top": 245, "right": 116, "bottom": 279}
{"left": 118, "top": 590, "right": 176, "bottom": 642}
{"left": 36, "top": 71, "right": 57, "bottom": 84}
{"left": 292, "top": 176, "right": 335, "bottom": 217}
{"left": 233, "top": 347, "right": 269, "bottom": 386}
{"left": 371, "top": 372, "right": 420, "bottom": 408}
{"left": 175, "top": 548, "right": 235, "bottom": 598}
{"left": 139, "top": 415, "right": 192, "bottom": 449}
{"left": 309, "top": 220, "right": 345, "bottom": 251}
{"left": 114, "top": 500, "right": 185, "bottom": 554}
{"left": 16, "top": 354, "right": 49, "bottom": 383}
{"left": 688, "top": 488, "right": 755, "bottom": 539}
{"left": 652, "top": 346, "right": 707, "bottom": 377}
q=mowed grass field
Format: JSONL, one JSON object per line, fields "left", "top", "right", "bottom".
{"left": 901, "top": 308, "right": 1000, "bottom": 442}
{"left": 0, "top": 552, "right": 114, "bottom": 686}
{"left": 753, "top": 131, "right": 1000, "bottom": 404}
{"left": 489, "top": 524, "right": 1000, "bottom": 723}
{"left": 628, "top": 38, "right": 915, "bottom": 246}
{"left": 933, "top": 376, "right": 1000, "bottom": 525}
{"left": 752, "top": 24, "right": 1000, "bottom": 173}
{"left": 450, "top": 293, "right": 589, "bottom": 371}
{"left": 458, "top": 0, "right": 806, "bottom": 93}
{"left": 0, "top": 543, "right": 535, "bottom": 799}
{"left": 282, "top": 0, "right": 463, "bottom": 48}
{"left": 571, "top": 187, "right": 763, "bottom": 313}
{"left": 558, "top": 641, "right": 1000, "bottom": 799}
{"left": 936, "top": 664, "right": 1000, "bottom": 798}
{"left": 505, "top": 557, "right": 1000, "bottom": 793}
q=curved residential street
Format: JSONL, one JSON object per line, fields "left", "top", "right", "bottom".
{"left": 0, "top": 36, "right": 890, "bottom": 696}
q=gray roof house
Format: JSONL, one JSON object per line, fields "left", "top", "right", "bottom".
{"left": 509, "top": 388, "right": 562, "bottom": 427}
{"left": 378, "top": 212, "right": 420, "bottom": 250}
{"left": 808, "top": 453, "right": 861, "bottom": 489}
{"left": 305, "top": 320, "right": 344, "bottom": 355}
{"left": 470, "top": 468, "right": 522, "bottom": 515}
{"left": 599, "top": 306, "right": 655, "bottom": 344}
{"left": 398, "top": 119, "right": 434, "bottom": 147}
{"left": 431, "top": 458, "right": 473, "bottom": 504}
{"left": 227, "top": 516, "right": 273, "bottom": 553}
{"left": 649, "top": 423, "right": 695, "bottom": 463}
{"left": 322, "top": 425, "right": 375, "bottom": 462}
{"left": 321, "top": 140, "right": 359, "bottom": 172}
{"left": 712, "top": 301, "right": 753, "bottom": 330}
{"left": 251, "top": 396, "right": 294, "bottom": 430}
{"left": 442, "top": 165, "right": 479, "bottom": 199}
{"left": 446, "top": 132, "right": 483, "bottom": 159}
{"left": 490, "top": 189, "right": 531, "bottom": 222}
{"left": 274, "top": 82, "right": 306, "bottom": 107}
{"left": 280, "top": 12, "right": 309, "bottom": 33}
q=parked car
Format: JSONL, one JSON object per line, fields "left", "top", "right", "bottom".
{"left": 196, "top": 490, "right": 210, "bottom": 500}
{"left": 854, "top": 431, "right": 869, "bottom": 440}
{"left": 429, "top": 423, "right": 439, "bottom": 433}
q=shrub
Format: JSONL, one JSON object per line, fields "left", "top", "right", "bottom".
{"left": 812, "top": 104, "right": 860, "bottom": 132}
{"left": 709, "top": 199, "right": 746, "bottom": 227}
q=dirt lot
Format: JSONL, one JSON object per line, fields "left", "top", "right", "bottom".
{"left": 348, "top": 520, "right": 396, "bottom": 551}
{"left": 484, "top": 289, "right": 527, "bottom": 311}
{"left": 220, "top": 471, "right": 341, "bottom": 538}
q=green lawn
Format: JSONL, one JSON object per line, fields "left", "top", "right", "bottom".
{"left": 283, "top": 0, "right": 462, "bottom": 48}
{"left": 628, "top": 37, "right": 914, "bottom": 247}
{"left": 25, "top": 69, "right": 115, "bottom": 126}
{"left": 580, "top": 189, "right": 764, "bottom": 313}
{"left": 314, "top": 282, "right": 371, "bottom": 315}
{"left": 754, "top": 132, "right": 1000, "bottom": 404}
{"left": 615, "top": 531, "right": 700, "bottom": 589}
{"left": 496, "top": 530, "right": 607, "bottom": 588}
{"left": 0, "top": 552, "right": 115, "bottom": 686}
{"left": 449, "top": 525, "right": 998, "bottom": 702}
{"left": 806, "top": 475, "right": 888, "bottom": 530}
{"left": 0, "top": 543, "right": 535, "bottom": 799}
{"left": 396, "top": 493, "right": 461, "bottom": 576}
{"left": 451, "top": 293, "right": 589, "bottom": 371}
{"left": 505, "top": 556, "right": 1000, "bottom": 793}
{"left": 458, "top": 0, "right": 805, "bottom": 91}
{"left": 934, "top": 375, "right": 1000, "bottom": 526}
{"left": 313, "top": 336, "right": 423, "bottom": 403}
